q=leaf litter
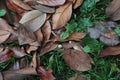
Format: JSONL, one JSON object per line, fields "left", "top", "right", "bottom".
{"left": 0, "top": 0, "right": 120, "bottom": 80}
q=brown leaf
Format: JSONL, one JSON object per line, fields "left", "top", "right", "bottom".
{"left": 106, "top": 0, "right": 120, "bottom": 21}
{"left": 52, "top": 2, "right": 72, "bottom": 30}
{"left": 37, "top": 0, "right": 66, "bottom": 6}
{"left": 100, "top": 46, "right": 120, "bottom": 57}
{"left": 0, "top": 48, "right": 13, "bottom": 63}
{"left": 32, "top": 4, "right": 55, "bottom": 13}
{"left": 20, "top": 10, "right": 47, "bottom": 32}
{"left": 66, "top": 32, "right": 86, "bottom": 41}
{"left": 37, "top": 66, "right": 55, "bottom": 80}
{"left": 69, "top": 75, "right": 87, "bottom": 80}
{"left": 40, "top": 41, "right": 58, "bottom": 56}
{"left": 34, "top": 29, "right": 43, "bottom": 42}
{"left": 42, "top": 21, "right": 51, "bottom": 40}
{"left": 73, "top": 0, "right": 83, "bottom": 9}
{"left": 2, "top": 67, "right": 37, "bottom": 80}
{"left": 63, "top": 49, "right": 93, "bottom": 71}
{"left": 18, "top": 24, "right": 36, "bottom": 45}
{"left": 0, "top": 30, "right": 11, "bottom": 44}
{"left": 0, "top": 72, "right": 3, "bottom": 80}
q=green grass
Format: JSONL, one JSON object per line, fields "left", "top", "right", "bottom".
{"left": 0, "top": 0, "right": 120, "bottom": 80}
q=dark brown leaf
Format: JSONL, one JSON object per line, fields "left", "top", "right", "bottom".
{"left": 63, "top": 49, "right": 93, "bottom": 71}
{"left": 100, "top": 46, "right": 120, "bottom": 57}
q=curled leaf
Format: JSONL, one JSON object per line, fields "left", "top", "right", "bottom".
{"left": 52, "top": 2, "right": 72, "bottom": 30}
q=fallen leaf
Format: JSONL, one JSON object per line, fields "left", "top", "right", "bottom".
{"left": 66, "top": 32, "right": 86, "bottom": 41}
{"left": 100, "top": 46, "right": 120, "bottom": 57}
{"left": 0, "top": 48, "right": 13, "bottom": 63}
{"left": 42, "top": 21, "right": 51, "bottom": 40}
{"left": 0, "top": 30, "right": 11, "bottom": 44}
{"left": 2, "top": 67, "right": 37, "bottom": 80}
{"left": 73, "top": 0, "right": 83, "bottom": 9}
{"left": 32, "top": 4, "right": 55, "bottom": 13}
{"left": 52, "top": 2, "right": 72, "bottom": 30}
{"left": 0, "top": 72, "right": 3, "bottom": 80}
{"left": 37, "top": 66, "right": 55, "bottom": 80}
{"left": 37, "top": 0, "right": 66, "bottom": 6}
{"left": 20, "top": 10, "right": 47, "bottom": 32}
{"left": 10, "top": 47, "right": 26, "bottom": 58}
{"left": 63, "top": 49, "right": 93, "bottom": 71}
{"left": 69, "top": 75, "right": 87, "bottom": 80}
{"left": 106, "top": 0, "right": 120, "bottom": 21}
{"left": 12, "top": 0, "right": 32, "bottom": 10}
{"left": 18, "top": 24, "right": 36, "bottom": 45}
{"left": 34, "top": 29, "right": 43, "bottom": 42}
{"left": 40, "top": 41, "right": 58, "bottom": 56}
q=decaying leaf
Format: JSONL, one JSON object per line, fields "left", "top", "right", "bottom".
{"left": 73, "top": 0, "right": 83, "bottom": 9}
{"left": 37, "top": 0, "right": 66, "bottom": 6}
{"left": 40, "top": 41, "right": 58, "bottom": 56}
{"left": 2, "top": 67, "right": 37, "bottom": 80}
{"left": 0, "top": 48, "right": 13, "bottom": 63}
{"left": 69, "top": 75, "right": 87, "bottom": 80}
{"left": 0, "top": 30, "right": 11, "bottom": 44}
{"left": 42, "top": 21, "right": 51, "bottom": 40}
{"left": 52, "top": 2, "right": 72, "bottom": 30}
{"left": 12, "top": 0, "right": 32, "bottom": 10}
{"left": 37, "top": 66, "right": 55, "bottom": 80}
{"left": 32, "top": 4, "right": 55, "bottom": 13}
{"left": 100, "top": 46, "right": 120, "bottom": 57}
{"left": 106, "top": 0, "right": 120, "bottom": 21}
{"left": 63, "top": 49, "right": 93, "bottom": 71}
{"left": 18, "top": 24, "right": 36, "bottom": 45}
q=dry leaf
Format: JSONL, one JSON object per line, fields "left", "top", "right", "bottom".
{"left": 106, "top": 0, "right": 120, "bottom": 21}
{"left": 2, "top": 67, "right": 37, "bottom": 80}
{"left": 10, "top": 47, "right": 26, "bottom": 58}
{"left": 40, "top": 41, "right": 58, "bottom": 56}
{"left": 0, "top": 48, "right": 13, "bottom": 63}
{"left": 100, "top": 46, "right": 120, "bottom": 57}
{"left": 0, "top": 72, "right": 3, "bottom": 80}
{"left": 34, "top": 29, "right": 43, "bottom": 42}
{"left": 69, "top": 75, "right": 87, "bottom": 80}
{"left": 37, "top": 66, "right": 55, "bottom": 80}
{"left": 73, "top": 0, "right": 83, "bottom": 9}
{"left": 63, "top": 49, "right": 93, "bottom": 71}
{"left": 0, "top": 30, "right": 11, "bottom": 44}
{"left": 66, "top": 32, "right": 86, "bottom": 41}
{"left": 12, "top": 0, "right": 32, "bottom": 10}
{"left": 32, "top": 4, "right": 55, "bottom": 13}
{"left": 18, "top": 24, "right": 36, "bottom": 45}
{"left": 52, "top": 2, "right": 72, "bottom": 30}
{"left": 42, "top": 21, "right": 51, "bottom": 40}
{"left": 37, "top": 0, "right": 66, "bottom": 6}
{"left": 21, "top": 11, "right": 47, "bottom": 32}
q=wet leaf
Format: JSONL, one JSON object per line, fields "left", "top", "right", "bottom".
{"left": 73, "top": 0, "right": 83, "bottom": 9}
{"left": 32, "top": 4, "right": 55, "bottom": 13}
{"left": 63, "top": 49, "right": 93, "bottom": 71}
{"left": 37, "top": 66, "right": 55, "bottom": 80}
{"left": 52, "top": 2, "right": 72, "bottom": 30}
{"left": 12, "top": 0, "right": 32, "bottom": 10}
{"left": 100, "top": 46, "right": 120, "bottom": 57}
{"left": 37, "top": 0, "right": 66, "bottom": 6}
{"left": 0, "top": 30, "right": 11, "bottom": 44}
{"left": 42, "top": 21, "right": 51, "bottom": 40}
